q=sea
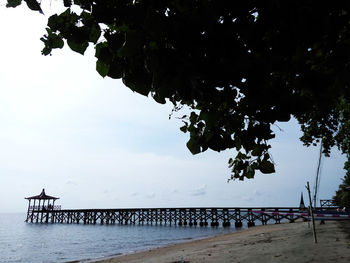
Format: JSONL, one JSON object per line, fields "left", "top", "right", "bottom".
{"left": 0, "top": 213, "right": 242, "bottom": 263}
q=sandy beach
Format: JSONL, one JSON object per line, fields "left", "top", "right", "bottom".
{"left": 91, "top": 220, "right": 350, "bottom": 263}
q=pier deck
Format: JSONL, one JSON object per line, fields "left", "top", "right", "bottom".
{"left": 25, "top": 207, "right": 309, "bottom": 227}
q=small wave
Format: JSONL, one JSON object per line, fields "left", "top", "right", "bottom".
{"left": 3, "top": 257, "right": 22, "bottom": 262}
{"left": 108, "top": 252, "right": 123, "bottom": 257}
{"left": 181, "top": 237, "right": 193, "bottom": 240}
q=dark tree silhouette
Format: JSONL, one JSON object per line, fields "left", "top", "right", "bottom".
{"left": 333, "top": 160, "right": 350, "bottom": 208}
{"left": 7, "top": 0, "right": 350, "bottom": 180}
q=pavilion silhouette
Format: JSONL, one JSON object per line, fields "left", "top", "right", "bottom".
{"left": 25, "top": 189, "right": 60, "bottom": 223}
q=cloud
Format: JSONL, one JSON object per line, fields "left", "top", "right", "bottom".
{"left": 240, "top": 190, "right": 263, "bottom": 202}
{"left": 190, "top": 184, "right": 207, "bottom": 196}
{"left": 242, "top": 196, "right": 254, "bottom": 202}
{"left": 103, "top": 189, "right": 110, "bottom": 194}
{"left": 171, "top": 189, "right": 179, "bottom": 194}
{"left": 131, "top": 192, "right": 139, "bottom": 197}
{"left": 145, "top": 192, "right": 156, "bottom": 199}
{"left": 65, "top": 180, "right": 78, "bottom": 186}
{"left": 253, "top": 190, "right": 262, "bottom": 196}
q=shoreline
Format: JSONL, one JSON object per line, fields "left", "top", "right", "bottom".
{"left": 88, "top": 220, "right": 350, "bottom": 263}
{"left": 79, "top": 226, "right": 245, "bottom": 263}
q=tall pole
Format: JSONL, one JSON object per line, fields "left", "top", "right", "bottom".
{"left": 306, "top": 181, "right": 317, "bottom": 243}
{"left": 313, "top": 142, "right": 323, "bottom": 208}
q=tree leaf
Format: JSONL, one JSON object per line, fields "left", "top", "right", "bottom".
{"left": 63, "top": 0, "right": 71, "bottom": 7}
{"left": 24, "top": 0, "right": 43, "bottom": 14}
{"left": 259, "top": 160, "right": 275, "bottom": 174}
{"left": 96, "top": 60, "right": 109, "bottom": 77}
{"left": 180, "top": 125, "right": 188, "bottom": 133}
{"left": 186, "top": 138, "right": 201, "bottom": 154}
{"left": 67, "top": 38, "right": 89, "bottom": 55}
{"left": 6, "top": 0, "right": 22, "bottom": 8}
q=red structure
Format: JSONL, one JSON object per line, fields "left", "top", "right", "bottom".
{"left": 25, "top": 189, "right": 61, "bottom": 223}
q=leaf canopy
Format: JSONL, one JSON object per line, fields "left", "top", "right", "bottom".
{"left": 8, "top": 0, "right": 350, "bottom": 180}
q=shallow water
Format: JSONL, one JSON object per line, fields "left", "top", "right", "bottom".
{"left": 0, "top": 213, "right": 240, "bottom": 263}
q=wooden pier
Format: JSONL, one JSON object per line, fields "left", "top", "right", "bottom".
{"left": 24, "top": 190, "right": 310, "bottom": 227}
{"left": 25, "top": 207, "right": 310, "bottom": 227}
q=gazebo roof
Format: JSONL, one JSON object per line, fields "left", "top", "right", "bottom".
{"left": 25, "top": 189, "right": 59, "bottom": 200}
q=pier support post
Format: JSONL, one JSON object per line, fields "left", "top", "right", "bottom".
{"left": 235, "top": 221, "right": 243, "bottom": 228}
{"left": 247, "top": 221, "right": 255, "bottom": 227}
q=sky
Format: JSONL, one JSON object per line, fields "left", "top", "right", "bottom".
{"left": 0, "top": 3, "right": 347, "bottom": 213}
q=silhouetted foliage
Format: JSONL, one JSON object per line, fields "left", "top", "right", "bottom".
{"left": 7, "top": 0, "right": 350, "bottom": 180}
{"left": 333, "top": 160, "right": 350, "bottom": 208}
{"left": 333, "top": 101, "right": 350, "bottom": 207}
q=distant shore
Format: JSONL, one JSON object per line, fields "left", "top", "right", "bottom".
{"left": 89, "top": 220, "right": 350, "bottom": 263}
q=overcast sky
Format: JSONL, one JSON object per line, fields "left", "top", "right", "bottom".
{"left": 0, "top": 3, "right": 347, "bottom": 213}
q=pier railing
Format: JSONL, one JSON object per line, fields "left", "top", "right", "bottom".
{"left": 25, "top": 207, "right": 313, "bottom": 226}
{"left": 29, "top": 205, "right": 61, "bottom": 211}
{"left": 320, "top": 199, "right": 337, "bottom": 209}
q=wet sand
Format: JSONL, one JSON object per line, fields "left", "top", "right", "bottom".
{"left": 91, "top": 221, "right": 350, "bottom": 263}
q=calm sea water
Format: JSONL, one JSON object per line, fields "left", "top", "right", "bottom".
{"left": 0, "top": 213, "right": 240, "bottom": 263}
